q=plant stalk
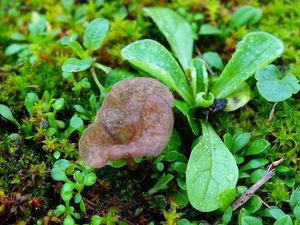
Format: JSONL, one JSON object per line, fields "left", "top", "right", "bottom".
{"left": 90, "top": 66, "right": 106, "bottom": 96}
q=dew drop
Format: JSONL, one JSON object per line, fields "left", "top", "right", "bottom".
{"left": 226, "top": 174, "right": 234, "bottom": 181}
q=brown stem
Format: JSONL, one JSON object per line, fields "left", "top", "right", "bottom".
{"left": 124, "top": 154, "right": 138, "bottom": 171}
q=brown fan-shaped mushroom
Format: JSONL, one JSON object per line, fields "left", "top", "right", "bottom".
{"left": 79, "top": 77, "right": 174, "bottom": 169}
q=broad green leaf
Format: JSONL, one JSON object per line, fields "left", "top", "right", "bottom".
{"left": 0, "top": 104, "right": 20, "bottom": 127}
{"left": 294, "top": 203, "right": 300, "bottom": 221}
{"left": 144, "top": 7, "right": 193, "bottom": 70}
{"left": 240, "top": 158, "right": 269, "bottom": 172}
{"left": 186, "top": 121, "right": 238, "bottom": 212}
{"left": 274, "top": 215, "right": 293, "bottom": 225}
{"left": 224, "top": 82, "right": 251, "bottom": 112}
{"left": 290, "top": 187, "right": 300, "bottom": 209}
{"left": 173, "top": 100, "right": 199, "bottom": 135}
{"left": 241, "top": 216, "right": 263, "bottom": 225}
{"left": 147, "top": 174, "right": 174, "bottom": 195}
{"left": 83, "top": 18, "right": 109, "bottom": 52}
{"left": 190, "top": 58, "right": 209, "bottom": 97}
{"left": 211, "top": 32, "right": 284, "bottom": 98}
{"left": 5, "top": 44, "right": 26, "bottom": 56}
{"left": 203, "top": 52, "right": 224, "bottom": 70}
{"left": 122, "top": 39, "right": 193, "bottom": 105}
{"left": 245, "top": 139, "right": 270, "bottom": 156}
{"left": 255, "top": 64, "right": 300, "bottom": 102}
{"left": 62, "top": 57, "right": 93, "bottom": 72}
{"left": 230, "top": 5, "right": 262, "bottom": 28}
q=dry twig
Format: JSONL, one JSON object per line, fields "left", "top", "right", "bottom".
{"left": 213, "top": 158, "right": 284, "bottom": 225}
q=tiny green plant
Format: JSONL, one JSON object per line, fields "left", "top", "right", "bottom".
{"left": 120, "top": 7, "right": 299, "bottom": 213}
{"left": 51, "top": 159, "right": 97, "bottom": 225}
{"left": 61, "top": 18, "right": 111, "bottom": 97}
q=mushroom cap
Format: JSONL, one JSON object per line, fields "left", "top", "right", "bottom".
{"left": 79, "top": 77, "right": 174, "bottom": 168}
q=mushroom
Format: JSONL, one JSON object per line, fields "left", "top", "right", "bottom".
{"left": 79, "top": 77, "right": 174, "bottom": 169}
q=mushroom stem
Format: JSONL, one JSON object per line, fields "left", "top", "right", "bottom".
{"left": 124, "top": 154, "right": 138, "bottom": 171}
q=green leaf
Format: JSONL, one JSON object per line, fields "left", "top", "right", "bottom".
{"left": 241, "top": 216, "right": 263, "bottom": 225}
{"left": 195, "top": 92, "right": 214, "bottom": 108}
{"left": 211, "top": 32, "right": 284, "bottom": 98}
{"left": 244, "top": 195, "right": 262, "bottom": 213}
{"left": 121, "top": 39, "right": 193, "bottom": 105}
{"left": 222, "top": 207, "right": 233, "bottom": 225}
{"left": 53, "top": 204, "right": 66, "bottom": 217}
{"left": 63, "top": 215, "right": 75, "bottom": 225}
{"left": 290, "top": 187, "right": 300, "bottom": 209}
{"left": 245, "top": 139, "right": 270, "bottom": 156}
{"left": 231, "top": 132, "right": 251, "bottom": 153}
{"left": 25, "top": 93, "right": 39, "bottom": 117}
{"left": 164, "top": 151, "right": 178, "bottom": 162}
{"left": 170, "top": 190, "right": 189, "bottom": 208}
{"left": 274, "top": 215, "right": 293, "bottom": 225}
{"left": 79, "top": 199, "right": 86, "bottom": 214}
{"left": 53, "top": 159, "right": 70, "bottom": 170}
{"left": 0, "top": 104, "right": 20, "bottom": 127}
{"left": 173, "top": 100, "right": 199, "bottom": 135}
{"left": 294, "top": 203, "right": 300, "bottom": 221}
{"left": 83, "top": 18, "right": 109, "bottom": 52}
{"left": 147, "top": 174, "right": 174, "bottom": 195}
{"left": 104, "top": 69, "right": 137, "bottom": 88}
{"left": 61, "top": 34, "right": 86, "bottom": 58}
{"left": 203, "top": 52, "right": 224, "bottom": 70}
{"left": 224, "top": 82, "right": 251, "bottom": 112}
{"left": 83, "top": 173, "right": 97, "bottom": 186}
{"left": 52, "top": 98, "right": 65, "bottom": 111}
{"left": 199, "top": 24, "right": 222, "bottom": 35}
{"left": 186, "top": 121, "right": 238, "bottom": 212}
{"left": 61, "top": 182, "right": 74, "bottom": 202}
{"left": 240, "top": 158, "right": 269, "bottom": 172}
{"left": 255, "top": 64, "right": 300, "bottom": 102}
{"left": 70, "top": 116, "right": 84, "bottom": 133}
{"left": 5, "top": 43, "right": 26, "bottom": 56}
{"left": 144, "top": 7, "right": 193, "bottom": 70}
{"left": 261, "top": 207, "right": 285, "bottom": 219}
{"left": 230, "top": 5, "right": 262, "bottom": 28}
{"left": 74, "top": 193, "right": 82, "bottom": 203}
{"left": 190, "top": 58, "right": 209, "bottom": 96}
{"left": 73, "top": 171, "right": 83, "bottom": 183}
{"left": 62, "top": 57, "right": 93, "bottom": 72}
{"left": 107, "top": 160, "right": 127, "bottom": 168}
{"left": 51, "top": 168, "right": 67, "bottom": 181}
{"left": 90, "top": 215, "right": 102, "bottom": 225}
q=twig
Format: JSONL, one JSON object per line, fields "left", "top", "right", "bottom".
{"left": 195, "top": 46, "right": 215, "bottom": 75}
{"left": 268, "top": 102, "right": 278, "bottom": 121}
{"left": 213, "top": 158, "right": 284, "bottom": 225}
